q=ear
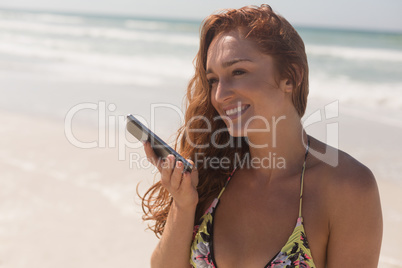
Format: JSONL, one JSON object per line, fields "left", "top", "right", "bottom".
{"left": 283, "top": 78, "right": 294, "bottom": 93}
{"left": 279, "top": 75, "right": 296, "bottom": 93}
{"left": 280, "top": 65, "right": 303, "bottom": 93}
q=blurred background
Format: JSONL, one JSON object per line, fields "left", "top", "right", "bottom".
{"left": 0, "top": 0, "right": 401, "bottom": 267}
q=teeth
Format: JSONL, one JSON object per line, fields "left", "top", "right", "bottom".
{"left": 225, "top": 105, "right": 248, "bottom": 116}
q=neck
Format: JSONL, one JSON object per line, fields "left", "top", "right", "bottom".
{"left": 242, "top": 111, "right": 309, "bottom": 182}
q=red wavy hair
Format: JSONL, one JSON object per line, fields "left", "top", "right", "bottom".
{"left": 139, "top": 4, "right": 309, "bottom": 237}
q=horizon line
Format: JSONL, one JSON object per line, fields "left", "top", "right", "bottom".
{"left": 1, "top": 6, "right": 401, "bottom": 35}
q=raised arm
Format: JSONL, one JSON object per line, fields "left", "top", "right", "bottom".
{"left": 143, "top": 141, "right": 199, "bottom": 268}
{"left": 326, "top": 162, "right": 383, "bottom": 268}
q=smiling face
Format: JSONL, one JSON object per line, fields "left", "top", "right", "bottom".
{"left": 206, "top": 30, "right": 295, "bottom": 137}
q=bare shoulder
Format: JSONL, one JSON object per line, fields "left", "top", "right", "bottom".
{"left": 329, "top": 151, "right": 377, "bottom": 193}
{"left": 307, "top": 135, "right": 383, "bottom": 266}
{"left": 308, "top": 135, "right": 378, "bottom": 194}
{"left": 307, "top": 135, "right": 382, "bottom": 225}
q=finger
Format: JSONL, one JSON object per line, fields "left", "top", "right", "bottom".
{"left": 181, "top": 171, "right": 192, "bottom": 189}
{"left": 187, "top": 159, "right": 199, "bottom": 188}
{"left": 160, "top": 154, "right": 175, "bottom": 188}
{"left": 171, "top": 160, "right": 184, "bottom": 190}
{"left": 143, "top": 141, "right": 163, "bottom": 172}
{"left": 181, "top": 171, "right": 196, "bottom": 194}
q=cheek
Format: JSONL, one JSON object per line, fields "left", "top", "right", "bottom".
{"left": 210, "top": 89, "right": 218, "bottom": 110}
{"left": 237, "top": 75, "right": 271, "bottom": 98}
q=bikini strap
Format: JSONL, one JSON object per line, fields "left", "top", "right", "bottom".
{"left": 217, "top": 165, "right": 238, "bottom": 199}
{"left": 299, "top": 136, "right": 310, "bottom": 218}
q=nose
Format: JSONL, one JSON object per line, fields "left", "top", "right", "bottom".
{"left": 213, "top": 79, "right": 234, "bottom": 104}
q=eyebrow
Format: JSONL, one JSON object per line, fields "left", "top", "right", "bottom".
{"left": 206, "top": 58, "right": 253, "bottom": 74}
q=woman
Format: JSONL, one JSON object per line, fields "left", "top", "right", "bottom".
{"left": 142, "top": 4, "right": 382, "bottom": 268}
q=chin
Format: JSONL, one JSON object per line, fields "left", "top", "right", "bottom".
{"left": 224, "top": 119, "right": 254, "bottom": 136}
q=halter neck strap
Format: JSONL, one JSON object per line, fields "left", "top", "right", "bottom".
{"left": 299, "top": 136, "right": 310, "bottom": 218}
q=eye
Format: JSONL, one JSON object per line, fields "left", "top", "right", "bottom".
{"left": 207, "top": 78, "right": 218, "bottom": 86}
{"left": 233, "top": 69, "right": 246, "bottom": 76}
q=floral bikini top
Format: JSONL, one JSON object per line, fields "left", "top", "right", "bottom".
{"left": 190, "top": 139, "right": 316, "bottom": 268}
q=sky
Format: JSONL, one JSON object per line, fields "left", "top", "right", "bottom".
{"left": 1, "top": 0, "right": 402, "bottom": 33}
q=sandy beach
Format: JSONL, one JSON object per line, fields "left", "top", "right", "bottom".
{"left": 0, "top": 110, "right": 159, "bottom": 268}
{"left": 0, "top": 97, "right": 401, "bottom": 267}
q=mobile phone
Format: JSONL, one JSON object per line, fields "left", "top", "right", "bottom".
{"left": 126, "top": 114, "right": 193, "bottom": 173}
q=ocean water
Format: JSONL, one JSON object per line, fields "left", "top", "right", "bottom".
{"left": 0, "top": 8, "right": 402, "bottom": 120}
